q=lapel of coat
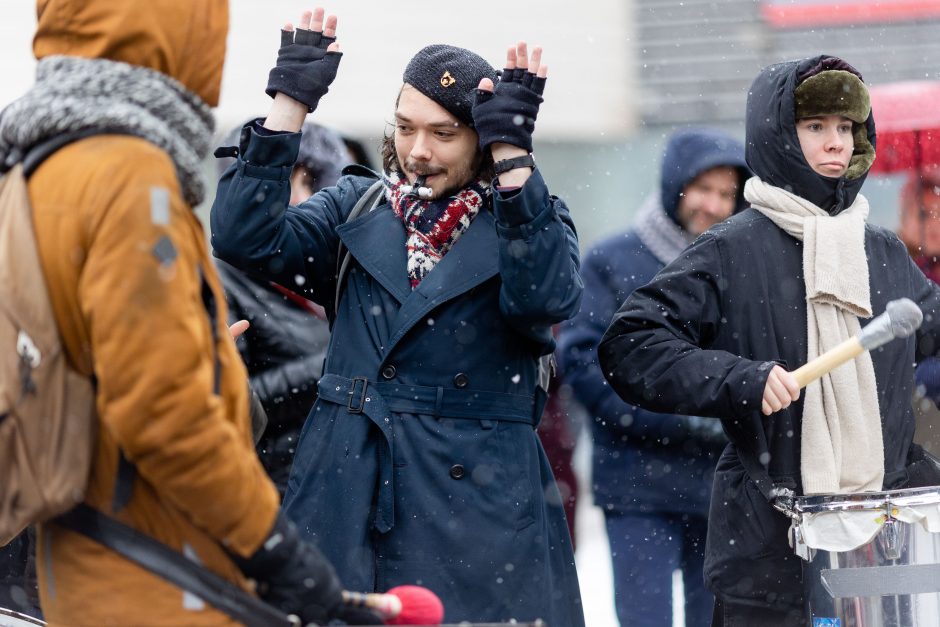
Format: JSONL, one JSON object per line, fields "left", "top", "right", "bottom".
{"left": 383, "top": 209, "right": 500, "bottom": 358}
{"left": 336, "top": 203, "right": 411, "bottom": 304}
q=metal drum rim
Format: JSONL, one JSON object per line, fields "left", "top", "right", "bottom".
{"left": 793, "top": 485, "right": 940, "bottom": 514}
{"left": 0, "top": 607, "right": 45, "bottom": 626}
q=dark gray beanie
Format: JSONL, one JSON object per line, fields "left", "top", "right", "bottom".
{"left": 403, "top": 44, "right": 497, "bottom": 127}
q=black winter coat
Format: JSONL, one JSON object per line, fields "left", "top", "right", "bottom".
{"left": 216, "top": 260, "right": 330, "bottom": 494}
{"left": 600, "top": 210, "right": 940, "bottom": 609}
{"left": 598, "top": 55, "right": 940, "bottom": 610}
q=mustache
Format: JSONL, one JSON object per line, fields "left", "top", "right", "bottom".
{"left": 404, "top": 161, "right": 445, "bottom": 176}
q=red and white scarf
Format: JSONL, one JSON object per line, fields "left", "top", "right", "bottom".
{"left": 384, "top": 172, "right": 489, "bottom": 289}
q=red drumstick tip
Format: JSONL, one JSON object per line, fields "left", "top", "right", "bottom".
{"left": 384, "top": 585, "right": 444, "bottom": 625}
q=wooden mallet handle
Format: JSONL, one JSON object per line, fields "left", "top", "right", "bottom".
{"left": 789, "top": 298, "right": 922, "bottom": 390}
{"left": 791, "top": 337, "right": 863, "bottom": 388}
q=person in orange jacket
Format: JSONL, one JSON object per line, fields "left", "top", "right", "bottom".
{"left": 0, "top": 1, "right": 375, "bottom": 625}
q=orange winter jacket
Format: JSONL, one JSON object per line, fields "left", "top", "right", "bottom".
{"left": 27, "top": 1, "right": 280, "bottom": 625}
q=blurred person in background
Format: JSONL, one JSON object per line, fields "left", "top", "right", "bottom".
{"left": 216, "top": 121, "right": 353, "bottom": 496}
{"left": 898, "top": 174, "right": 940, "bottom": 408}
{"left": 898, "top": 173, "right": 940, "bottom": 284}
{"left": 558, "top": 128, "right": 748, "bottom": 627}
{"left": 538, "top": 341, "right": 582, "bottom": 547}
{"left": 0, "top": 530, "right": 38, "bottom": 619}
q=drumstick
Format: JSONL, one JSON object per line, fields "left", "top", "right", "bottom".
{"left": 791, "top": 297, "right": 923, "bottom": 388}
{"left": 342, "top": 585, "right": 444, "bottom": 624}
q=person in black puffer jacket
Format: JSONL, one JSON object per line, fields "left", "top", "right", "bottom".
{"left": 216, "top": 121, "right": 354, "bottom": 495}
{"left": 599, "top": 55, "right": 940, "bottom": 626}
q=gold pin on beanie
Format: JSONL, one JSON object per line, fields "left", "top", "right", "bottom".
{"left": 794, "top": 70, "right": 871, "bottom": 123}
{"left": 403, "top": 44, "right": 497, "bottom": 127}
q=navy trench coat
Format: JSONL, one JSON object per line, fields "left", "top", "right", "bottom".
{"left": 211, "top": 126, "right": 585, "bottom": 625}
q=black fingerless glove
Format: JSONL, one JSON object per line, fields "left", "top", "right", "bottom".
{"left": 471, "top": 67, "right": 546, "bottom": 152}
{"left": 266, "top": 27, "right": 342, "bottom": 112}
{"left": 235, "top": 512, "right": 343, "bottom": 624}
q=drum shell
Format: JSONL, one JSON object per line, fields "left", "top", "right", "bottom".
{"left": 795, "top": 487, "right": 940, "bottom": 627}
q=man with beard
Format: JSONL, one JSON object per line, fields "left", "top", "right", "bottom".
{"left": 558, "top": 128, "right": 748, "bottom": 627}
{"left": 211, "top": 7, "right": 584, "bottom": 625}
{"left": 598, "top": 55, "right": 940, "bottom": 625}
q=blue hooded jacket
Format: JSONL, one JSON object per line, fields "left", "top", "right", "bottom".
{"left": 558, "top": 128, "right": 748, "bottom": 515}
{"left": 660, "top": 127, "right": 751, "bottom": 225}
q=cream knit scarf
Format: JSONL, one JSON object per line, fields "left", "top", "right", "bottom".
{"left": 745, "top": 177, "right": 883, "bottom": 494}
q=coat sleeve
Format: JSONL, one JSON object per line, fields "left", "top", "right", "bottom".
{"left": 907, "top": 249, "right": 940, "bottom": 403}
{"left": 598, "top": 234, "right": 774, "bottom": 420}
{"left": 249, "top": 354, "right": 321, "bottom": 431}
{"left": 81, "top": 149, "right": 278, "bottom": 554}
{"left": 493, "top": 168, "right": 583, "bottom": 348}
{"left": 910, "top": 252, "right": 940, "bottom": 362}
{"left": 559, "top": 242, "right": 725, "bottom": 444}
{"left": 210, "top": 124, "right": 365, "bottom": 311}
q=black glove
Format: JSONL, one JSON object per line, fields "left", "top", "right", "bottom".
{"left": 266, "top": 27, "right": 342, "bottom": 112}
{"left": 330, "top": 605, "right": 385, "bottom": 625}
{"left": 471, "top": 67, "right": 546, "bottom": 152}
{"left": 235, "top": 512, "right": 344, "bottom": 625}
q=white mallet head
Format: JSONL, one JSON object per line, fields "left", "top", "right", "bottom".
{"left": 858, "top": 297, "right": 923, "bottom": 351}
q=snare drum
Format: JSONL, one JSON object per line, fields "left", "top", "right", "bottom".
{"left": 790, "top": 486, "right": 940, "bottom": 627}
{"left": 0, "top": 608, "right": 44, "bottom": 627}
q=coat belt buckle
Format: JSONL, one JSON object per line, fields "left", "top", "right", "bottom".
{"left": 347, "top": 377, "right": 368, "bottom": 414}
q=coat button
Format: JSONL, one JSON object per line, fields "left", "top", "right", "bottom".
{"left": 449, "top": 464, "right": 465, "bottom": 480}
{"left": 381, "top": 365, "right": 397, "bottom": 380}
{"left": 453, "top": 373, "right": 469, "bottom": 388}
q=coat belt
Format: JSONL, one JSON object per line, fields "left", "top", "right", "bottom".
{"left": 316, "top": 373, "right": 537, "bottom": 533}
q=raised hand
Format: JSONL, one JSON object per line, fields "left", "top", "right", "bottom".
{"left": 472, "top": 42, "right": 548, "bottom": 153}
{"left": 266, "top": 7, "right": 341, "bottom": 113}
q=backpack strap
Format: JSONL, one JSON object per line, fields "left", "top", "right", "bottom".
{"left": 332, "top": 179, "right": 384, "bottom": 325}
{"left": 55, "top": 504, "right": 297, "bottom": 627}
{"left": 22, "top": 127, "right": 134, "bottom": 178}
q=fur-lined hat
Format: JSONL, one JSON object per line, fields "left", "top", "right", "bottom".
{"left": 794, "top": 62, "right": 875, "bottom": 180}
{"left": 794, "top": 70, "right": 870, "bottom": 123}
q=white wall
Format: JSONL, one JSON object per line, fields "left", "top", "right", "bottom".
{"left": 0, "top": 1, "right": 636, "bottom": 140}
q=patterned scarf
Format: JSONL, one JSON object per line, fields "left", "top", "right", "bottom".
{"left": 384, "top": 171, "right": 489, "bottom": 288}
{"left": 0, "top": 56, "right": 214, "bottom": 206}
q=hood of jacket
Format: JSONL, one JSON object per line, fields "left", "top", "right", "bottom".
{"left": 745, "top": 54, "right": 877, "bottom": 215}
{"left": 33, "top": 0, "right": 228, "bottom": 107}
{"left": 660, "top": 127, "right": 750, "bottom": 228}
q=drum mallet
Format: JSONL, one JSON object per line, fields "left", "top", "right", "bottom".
{"left": 791, "top": 297, "right": 923, "bottom": 388}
